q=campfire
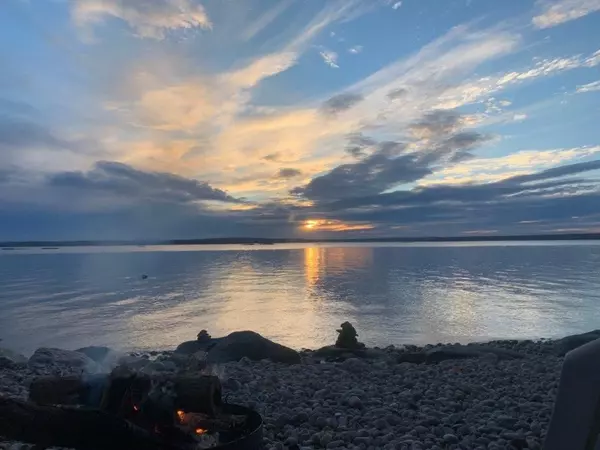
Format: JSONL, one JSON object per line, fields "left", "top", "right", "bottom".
{"left": 0, "top": 367, "right": 263, "bottom": 450}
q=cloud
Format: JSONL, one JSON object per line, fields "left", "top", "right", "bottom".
{"left": 48, "top": 161, "right": 240, "bottom": 204}
{"left": 240, "top": 0, "right": 294, "bottom": 41}
{"left": 348, "top": 45, "right": 363, "bottom": 54}
{"left": 434, "top": 49, "right": 600, "bottom": 109}
{"left": 532, "top": 0, "right": 600, "bottom": 28}
{"left": 319, "top": 49, "right": 339, "bottom": 68}
{"left": 276, "top": 168, "right": 303, "bottom": 179}
{"left": 392, "top": 1, "right": 403, "bottom": 9}
{"left": 291, "top": 108, "right": 493, "bottom": 203}
{"left": 321, "top": 93, "right": 364, "bottom": 115}
{"left": 325, "top": 159, "right": 600, "bottom": 222}
{"left": 291, "top": 148, "right": 429, "bottom": 201}
{"left": 577, "top": 80, "right": 600, "bottom": 93}
{"left": 419, "top": 146, "right": 600, "bottom": 186}
{"left": 71, "top": 0, "right": 212, "bottom": 40}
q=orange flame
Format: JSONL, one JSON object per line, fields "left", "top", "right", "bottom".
{"left": 176, "top": 410, "right": 185, "bottom": 421}
{"left": 195, "top": 428, "right": 207, "bottom": 435}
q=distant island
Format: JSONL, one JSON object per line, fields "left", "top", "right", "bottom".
{"left": 1, "top": 233, "right": 600, "bottom": 248}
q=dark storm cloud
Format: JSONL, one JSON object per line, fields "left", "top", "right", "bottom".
{"left": 48, "top": 161, "right": 240, "bottom": 204}
{"left": 321, "top": 93, "right": 364, "bottom": 116}
{"left": 276, "top": 168, "right": 302, "bottom": 178}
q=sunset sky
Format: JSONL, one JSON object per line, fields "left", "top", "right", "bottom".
{"left": 1, "top": 0, "right": 599, "bottom": 240}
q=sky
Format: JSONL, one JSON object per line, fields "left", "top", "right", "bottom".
{"left": 0, "top": 0, "right": 599, "bottom": 240}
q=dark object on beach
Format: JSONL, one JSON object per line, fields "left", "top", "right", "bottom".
{"left": 335, "top": 321, "right": 364, "bottom": 349}
{"left": 176, "top": 330, "right": 300, "bottom": 364}
{"left": 206, "top": 331, "right": 301, "bottom": 364}
{"left": 30, "top": 374, "right": 223, "bottom": 416}
{"left": 197, "top": 329, "right": 211, "bottom": 342}
{"left": 17, "top": 371, "right": 264, "bottom": 450}
{"left": 141, "top": 274, "right": 148, "bottom": 279}
{"left": 554, "top": 330, "right": 600, "bottom": 356}
{"left": 0, "top": 397, "right": 263, "bottom": 450}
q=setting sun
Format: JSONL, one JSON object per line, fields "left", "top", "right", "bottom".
{"left": 302, "top": 219, "right": 374, "bottom": 232}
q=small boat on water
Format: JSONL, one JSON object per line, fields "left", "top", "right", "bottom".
{"left": 41, "top": 247, "right": 59, "bottom": 250}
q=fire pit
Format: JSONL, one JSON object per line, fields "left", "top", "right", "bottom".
{"left": 0, "top": 372, "right": 263, "bottom": 450}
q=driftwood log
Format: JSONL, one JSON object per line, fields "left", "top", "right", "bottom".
{"left": 0, "top": 396, "right": 191, "bottom": 450}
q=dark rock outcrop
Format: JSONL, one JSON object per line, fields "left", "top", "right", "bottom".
{"left": 553, "top": 330, "right": 600, "bottom": 356}
{"left": 176, "top": 330, "right": 300, "bottom": 364}
{"left": 175, "top": 338, "right": 217, "bottom": 355}
{"left": 206, "top": 331, "right": 300, "bottom": 364}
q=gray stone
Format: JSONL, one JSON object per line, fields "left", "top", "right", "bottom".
{"left": 348, "top": 395, "right": 362, "bottom": 408}
{"left": 0, "top": 348, "right": 27, "bottom": 368}
{"left": 28, "top": 347, "right": 96, "bottom": 371}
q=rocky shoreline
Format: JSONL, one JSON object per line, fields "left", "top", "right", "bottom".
{"left": 2, "top": 328, "right": 600, "bottom": 450}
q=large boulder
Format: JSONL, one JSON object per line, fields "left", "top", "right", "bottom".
{"left": 0, "top": 347, "right": 28, "bottom": 368}
{"left": 28, "top": 347, "right": 96, "bottom": 372}
{"left": 206, "top": 331, "right": 300, "bottom": 364}
{"left": 554, "top": 330, "right": 600, "bottom": 356}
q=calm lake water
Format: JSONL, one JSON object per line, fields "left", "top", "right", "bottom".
{"left": 1, "top": 242, "right": 600, "bottom": 354}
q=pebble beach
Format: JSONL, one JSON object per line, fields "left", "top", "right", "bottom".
{"left": 0, "top": 335, "right": 574, "bottom": 450}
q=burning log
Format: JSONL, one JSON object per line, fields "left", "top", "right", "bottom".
{"left": 0, "top": 396, "right": 192, "bottom": 450}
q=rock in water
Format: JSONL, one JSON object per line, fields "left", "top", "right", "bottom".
{"left": 28, "top": 347, "right": 96, "bottom": 372}
{"left": 0, "top": 347, "right": 27, "bottom": 368}
{"left": 335, "top": 321, "right": 364, "bottom": 349}
{"left": 206, "top": 331, "right": 301, "bottom": 364}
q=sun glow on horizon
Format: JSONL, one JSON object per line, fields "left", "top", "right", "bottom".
{"left": 301, "top": 219, "right": 374, "bottom": 232}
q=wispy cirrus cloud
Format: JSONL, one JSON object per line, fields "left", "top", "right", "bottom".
{"left": 577, "top": 80, "right": 600, "bottom": 93}
{"left": 240, "top": 0, "right": 294, "bottom": 41}
{"left": 71, "top": 0, "right": 212, "bottom": 39}
{"left": 318, "top": 48, "right": 339, "bottom": 68}
{"left": 532, "top": 0, "right": 600, "bottom": 28}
